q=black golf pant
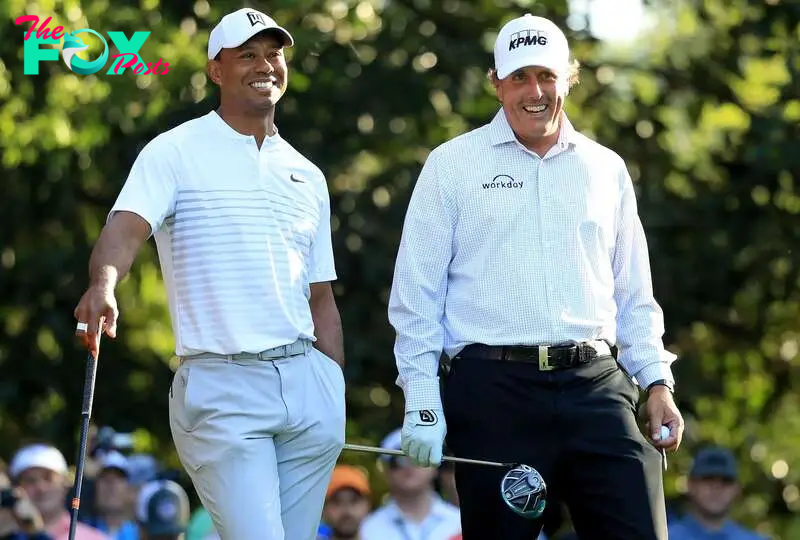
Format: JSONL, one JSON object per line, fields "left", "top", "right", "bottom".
{"left": 441, "top": 353, "right": 667, "bottom": 540}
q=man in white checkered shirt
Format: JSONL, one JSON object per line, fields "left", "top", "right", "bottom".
{"left": 74, "top": 8, "right": 345, "bottom": 540}
{"left": 388, "top": 14, "right": 683, "bottom": 540}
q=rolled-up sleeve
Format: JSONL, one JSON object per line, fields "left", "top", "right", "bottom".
{"left": 612, "top": 164, "right": 677, "bottom": 389}
{"left": 388, "top": 150, "right": 454, "bottom": 412}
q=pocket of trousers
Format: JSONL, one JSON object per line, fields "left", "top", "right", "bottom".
{"left": 441, "top": 356, "right": 464, "bottom": 430}
{"left": 315, "top": 348, "right": 345, "bottom": 384}
{"left": 613, "top": 360, "right": 641, "bottom": 410}
{"left": 171, "top": 362, "right": 207, "bottom": 433}
{"left": 311, "top": 349, "right": 346, "bottom": 430}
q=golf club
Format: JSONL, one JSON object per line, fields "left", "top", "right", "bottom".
{"left": 341, "top": 443, "right": 548, "bottom": 519}
{"left": 68, "top": 349, "right": 100, "bottom": 540}
{"left": 343, "top": 443, "right": 514, "bottom": 468}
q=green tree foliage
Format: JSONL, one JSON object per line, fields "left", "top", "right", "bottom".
{"left": 0, "top": 0, "right": 797, "bottom": 535}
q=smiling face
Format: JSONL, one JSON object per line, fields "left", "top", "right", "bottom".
{"left": 493, "top": 65, "right": 566, "bottom": 155}
{"left": 208, "top": 31, "right": 288, "bottom": 113}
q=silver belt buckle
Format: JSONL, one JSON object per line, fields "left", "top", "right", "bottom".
{"left": 538, "top": 346, "right": 553, "bottom": 371}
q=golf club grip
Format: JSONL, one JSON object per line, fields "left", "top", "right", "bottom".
{"left": 81, "top": 352, "right": 98, "bottom": 413}
{"left": 341, "top": 443, "right": 509, "bottom": 468}
{"left": 68, "top": 352, "right": 99, "bottom": 540}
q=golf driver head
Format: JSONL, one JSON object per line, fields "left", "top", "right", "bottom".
{"left": 501, "top": 464, "right": 547, "bottom": 519}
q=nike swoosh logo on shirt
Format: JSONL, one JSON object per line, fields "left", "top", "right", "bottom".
{"left": 290, "top": 174, "right": 304, "bottom": 183}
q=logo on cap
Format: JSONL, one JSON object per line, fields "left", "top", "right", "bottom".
{"left": 247, "top": 12, "right": 266, "bottom": 27}
{"left": 156, "top": 499, "right": 178, "bottom": 520}
{"left": 509, "top": 29, "right": 548, "bottom": 50}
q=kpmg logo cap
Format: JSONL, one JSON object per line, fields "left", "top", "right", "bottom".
{"left": 494, "top": 14, "right": 570, "bottom": 79}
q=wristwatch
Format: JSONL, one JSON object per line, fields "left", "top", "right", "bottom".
{"left": 646, "top": 379, "right": 674, "bottom": 393}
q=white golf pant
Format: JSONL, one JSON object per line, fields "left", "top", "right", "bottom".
{"left": 168, "top": 340, "right": 346, "bottom": 540}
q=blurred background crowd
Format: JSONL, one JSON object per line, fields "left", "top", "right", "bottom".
{"left": 1, "top": 0, "right": 798, "bottom": 538}
{"left": 0, "top": 424, "right": 769, "bottom": 539}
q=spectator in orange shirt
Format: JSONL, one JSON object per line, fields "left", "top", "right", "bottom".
{"left": 9, "top": 444, "right": 108, "bottom": 540}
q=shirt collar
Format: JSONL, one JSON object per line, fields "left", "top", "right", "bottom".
{"left": 488, "top": 106, "right": 579, "bottom": 151}
{"left": 207, "top": 110, "right": 282, "bottom": 144}
{"left": 49, "top": 511, "right": 71, "bottom": 537}
{"left": 680, "top": 513, "right": 738, "bottom": 535}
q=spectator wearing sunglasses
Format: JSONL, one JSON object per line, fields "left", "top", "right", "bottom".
{"left": 360, "top": 429, "right": 460, "bottom": 540}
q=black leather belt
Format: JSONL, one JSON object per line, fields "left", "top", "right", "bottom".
{"left": 455, "top": 342, "right": 603, "bottom": 371}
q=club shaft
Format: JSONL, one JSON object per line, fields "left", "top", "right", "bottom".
{"left": 69, "top": 351, "right": 99, "bottom": 540}
{"left": 342, "top": 443, "right": 510, "bottom": 468}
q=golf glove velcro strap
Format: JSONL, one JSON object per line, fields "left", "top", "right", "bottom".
{"left": 401, "top": 409, "right": 446, "bottom": 467}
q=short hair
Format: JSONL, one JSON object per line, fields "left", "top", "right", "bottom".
{"left": 487, "top": 58, "right": 582, "bottom": 89}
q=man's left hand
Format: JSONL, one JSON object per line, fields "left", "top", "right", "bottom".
{"left": 401, "top": 409, "right": 446, "bottom": 467}
{"left": 645, "top": 387, "right": 684, "bottom": 452}
{"left": 12, "top": 489, "right": 45, "bottom": 533}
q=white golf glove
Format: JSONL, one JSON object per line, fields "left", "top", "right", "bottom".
{"left": 401, "top": 409, "right": 446, "bottom": 467}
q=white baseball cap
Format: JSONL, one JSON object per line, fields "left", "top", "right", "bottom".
{"left": 493, "top": 14, "right": 570, "bottom": 79}
{"left": 9, "top": 444, "right": 68, "bottom": 479}
{"left": 126, "top": 453, "right": 160, "bottom": 486}
{"left": 99, "top": 450, "right": 129, "bottom": 476}
{"left": 207, "top": 8, "right": 294, "bottom": 60}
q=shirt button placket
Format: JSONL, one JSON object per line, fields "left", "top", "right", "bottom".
{"left": 536, "top": 159, "right": 556, "bottom": 337}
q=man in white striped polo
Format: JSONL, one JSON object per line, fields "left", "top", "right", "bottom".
{"left": 74, "top": 8, "right": 345, "bottom": 540}
{"left": 388, "top": 13, "right": 684, "bottom": 540}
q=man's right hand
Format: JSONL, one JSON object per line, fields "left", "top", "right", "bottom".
{"left": 401, "top": 409, "right": 447, "bottom": 467}
{"left": 74, "top": 285, "right": 119, "bottom": 357}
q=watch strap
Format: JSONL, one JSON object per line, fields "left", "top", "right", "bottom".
{"left": 646, "top": 379, "right": 674, "bottom": 393}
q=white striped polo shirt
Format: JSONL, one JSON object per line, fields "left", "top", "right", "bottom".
{"left": 109, "top": 111, "right": 336, "bottom": 356}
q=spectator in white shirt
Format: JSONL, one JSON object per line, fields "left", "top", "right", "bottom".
{"left": 359, "top": 429, "right": 460, "bottom": 540}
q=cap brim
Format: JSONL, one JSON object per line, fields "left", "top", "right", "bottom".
{"left": 496, "top": 54, "right": 564, "bottom": 79}
{"left": 244, "top": 26, "right": 294, "bottom": 48}
{"left": 100, "top": 466, "right": 129, "bottom": 477}
{"left": 327, "top": 485, "right": 370, "bottom": 499}
{"left": 12, "top": 463, "right": 67, "bottom": 478}
{"left": 691, "top": 467, "right": 737, "bottom": 479}
{"left": 208, "top": 25, "right": 294, "bottom": 60}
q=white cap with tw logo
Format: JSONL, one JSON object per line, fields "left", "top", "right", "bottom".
{"left": 207, "top": 8, "right": 294, "bottom": 60}
{"left": 493, "top": 14, "right": 570, "bottom": 79}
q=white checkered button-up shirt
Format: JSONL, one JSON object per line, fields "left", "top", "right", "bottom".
{"left": 389, "top": 108, "right": 677, "bottom": 412}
